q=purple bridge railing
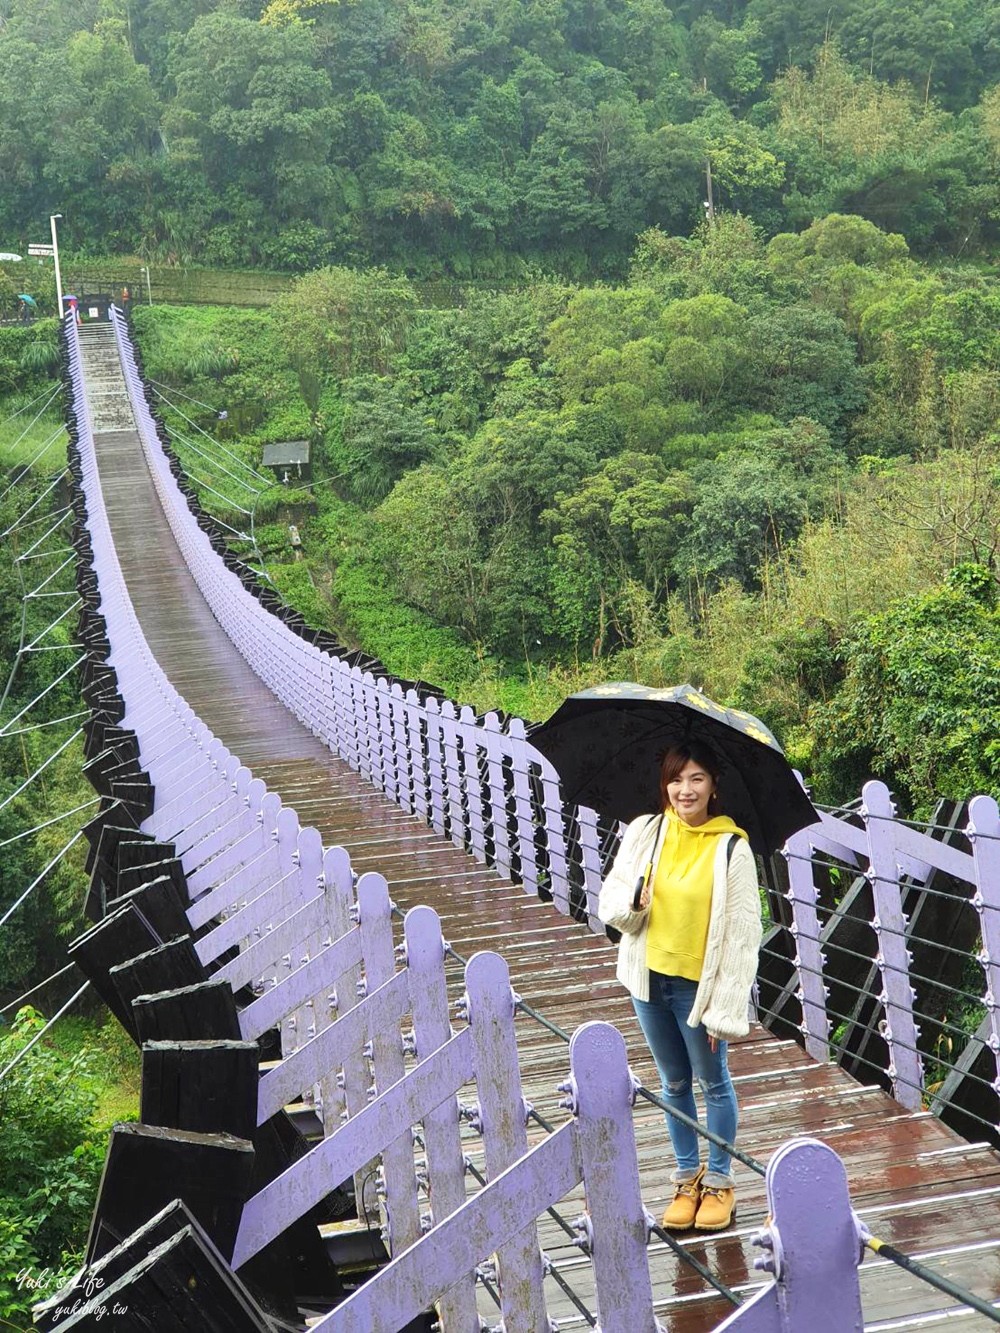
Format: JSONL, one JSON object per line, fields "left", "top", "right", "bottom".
{"left": 54, "top": 309, "right": 877, "bottom": 1327}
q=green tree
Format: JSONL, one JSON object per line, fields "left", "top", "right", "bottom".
{"left": 743, "top": 303, "right": 866, "bottom": 431}
{"left": 273, "top": 266, "right": 416, "bottom": 399}
{"left": 680, "top": 419, "right": 841, "bottom": 585}
{"left": 691, "top": 15, "right": 765, "bottom": 106}
{"left": 164, "top": 10, "right": 338, "bottom": 236}
{"left": 545, "top": 451, "right": 692, "bottom": 652}
{"left": 336, "top": 373, "right": 437, "bottom": 507}
{"left": 0, "top": 1009, "right": 106, "bottom": 1322}
{"left": 812, "top": 568, "right": 1000, "bottom": 811}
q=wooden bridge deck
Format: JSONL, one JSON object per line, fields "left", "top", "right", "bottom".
{"left": 87, "top": 368, "right": 1000, "bottom": 1328}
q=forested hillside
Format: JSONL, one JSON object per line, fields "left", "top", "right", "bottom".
{"left": 2, "top": 0, "right": 1000, "bottom": 272}
{"left": 131, "top": 204, "right": 1000, "bottom": 816}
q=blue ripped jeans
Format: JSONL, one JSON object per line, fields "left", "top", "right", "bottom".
{"left": 632, "top": 971, "right": 738, "bottom": 1186}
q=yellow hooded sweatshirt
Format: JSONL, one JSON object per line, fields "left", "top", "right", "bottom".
{"left": 645, "top": 809, "right": 747, "bottom": 981}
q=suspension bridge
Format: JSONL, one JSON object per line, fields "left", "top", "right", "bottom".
{"left": 4, "top": 308, "right": 1000, "bottom": 1330}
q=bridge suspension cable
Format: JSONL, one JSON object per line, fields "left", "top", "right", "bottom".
{"left": 0, "top": 386, "right": 64, "bottom": 503}
{"left": 0, "top": 381, "right": 62, "bottom": 429}
{"left": 0, "top": 980, "right": 90, "bottom": 1083}
{"left": 0, "top": 655, "right": 84, "bottom": 730}
{"left": 164, "top": 425, "right": 265, "bottom": 495}
{"left": 0, "top": 960, "right": 80, "bottom": 1015}
{"left": 0, "top": 726, "right": 84, "bottom": 820}
{"left": 15, "top": 506, "right": 72, "bottom": 560}
{"left": 862, "top": 1232, "right": 1000, "bottom": 1323}
{"left": 23, "top": 599, "right": 82, "bottom": 652}
{"left": 183, "top": 466, "right": 253, "bottom": 514}
{"left": 150, "top": 382, "right": 267, "bottom": 465}
{"left": 0, "top": 828, "right": 85, "bottom": 931}
{"left": 0, "top": 469, "right": 70, "bottom": 539}
{"left": 150, "top": 383, "right": 269, "bottom": 482}
{"left": 0, "top": 794, "right": 99, "bottom": 846}
{"left": 26, "top": 552, "right": 76, "bottom": 598}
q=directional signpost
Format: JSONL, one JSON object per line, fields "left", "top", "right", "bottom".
{"left": 27, "top": 243, "right": 55, "bottom": 257}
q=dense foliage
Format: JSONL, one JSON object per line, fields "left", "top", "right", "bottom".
{"left": 133, "top": 207, "right": 1000, "bottom": 815}
{"left": 0, "top": 1010, "right": 138, "bottom": 1324}
{"left": 2, "top": 0, "right": 1000, "bottom": 273}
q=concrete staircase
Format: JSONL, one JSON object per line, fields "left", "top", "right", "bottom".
{"left": 78, "top": 322, "right": 136, "bottom": 433}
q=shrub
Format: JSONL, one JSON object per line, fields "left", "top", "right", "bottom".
{"left": 0, "top": 1008, "right": 107, "bottom": 1318}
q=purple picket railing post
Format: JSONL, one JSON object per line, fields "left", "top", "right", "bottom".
{"left": 233, "top": 973, "right": 478, "bottom": 1272}
{"left": 966, "top": 796, "right": 1000, "bottom": 1098}
{"left": 568, "top": 1022, "right": 659, "bottom": 1332}
{"left": 463, "top": 950, "right": 548, "bottom": 1327}
{"left": 362, "top": 672, "right": 387, "bottom": 796}
{"left": 276, "top": 807, "right": 307, "bottom": 1058}
{"left": 536, "top": 753, "right": 571, "bottom": 916}
{"left": 341, "top": 660, "right": 362, "bottom": 773}
{"left": 482, "top": 712, "right": 513, "bottom": 881}
{"left": 424, "top": 696, "right": 447, "bottom": 837}
{"left": 375, "top": 677, "right": 399, "bottom": 805}
{"left": 300, "top": 975, "right": 558, "bottom": 1332}
{"left": 458, "top": 706, "right": 487, "bottom": 863}
{"left": 185, "top": 778, "right": 271, "bottom": 903}
{"left": 507, "top": 718, "right": 540, "bottom": 896}
{"left": 576, "top": 804, "right": 604, "bottom": 930}
{"left": 715, "top": 1138, "right": 864, "bottom": 1332}
{"left": 357, "top": 871, "right": 422, "bottom": 1255}
{"left": 782, "top": 829, "right": 830, "bottom": 1061}
{"left": 349, "top": 666, "right": 373, "bottom": 783}
{"left": 173, "top": 762, "right": 248, "bottom": 863}
{"left": 298, "top": 824, "right": 329, "bottom": 1057}
{"left": 389, "top": 682, "right": 414, "bottom": 816}
{"left": 403, "top": 688, "right": 429, "bottom": 825}
{"left": 439, "top": 700, "right": 467, "bottom": 852}
{"left": 320, "top": 846, "right": 368, "bottom": 1191}
{"left": 861, "top": 781, "right": 923, "bottom": 1110}
{"left": 326, "top": 657, "right": 349, "bottom": 765}
{"left": 402, "top": 905, "right": 479, "bottom": 1327}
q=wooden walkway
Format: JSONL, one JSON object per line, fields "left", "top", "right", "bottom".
{"left": 87, "top": 365, "right": 1000, "bottom": 1328}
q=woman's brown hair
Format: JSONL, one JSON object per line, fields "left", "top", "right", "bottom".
{"left": 659, "top": 741, "right": 723, "bottom": 812}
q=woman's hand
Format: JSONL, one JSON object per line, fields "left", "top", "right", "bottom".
{"left": 638, "top": 878, "right": 653, "bottom": 911}
{"left": 708, "top": 1033, "right": 719, "bottom": 1053}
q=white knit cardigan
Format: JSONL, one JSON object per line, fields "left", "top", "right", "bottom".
{"left": 597, "top": 813, "right": 763, "bottom": 1041}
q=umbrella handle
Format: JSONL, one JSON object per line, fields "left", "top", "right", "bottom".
{"left": 631, "top": 860, "right": 654, "bottom": 911}
{"left": 630, "top": 813, "right": 664, "bottom": 910}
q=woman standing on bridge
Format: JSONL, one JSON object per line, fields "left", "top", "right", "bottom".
{"left": 598, "top": 741, "right": 762, "bottom": 1233}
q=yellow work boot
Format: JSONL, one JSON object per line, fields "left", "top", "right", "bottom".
{"left": 694, "top": 1183, "right": 736, "bottom": 1231}
{"left": 660, "top": 1166, "right": 705, "bottom": 1231}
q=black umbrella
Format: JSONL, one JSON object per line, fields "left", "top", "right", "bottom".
{"left": 527, "top": 681, "right": 819, "bottom": 856}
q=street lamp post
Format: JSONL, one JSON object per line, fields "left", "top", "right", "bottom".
{"left": 49, "top": 214, "right": 63, "bottom": 316}
{"left": 140, "top": 265, "right": 152, "bottom": 305}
